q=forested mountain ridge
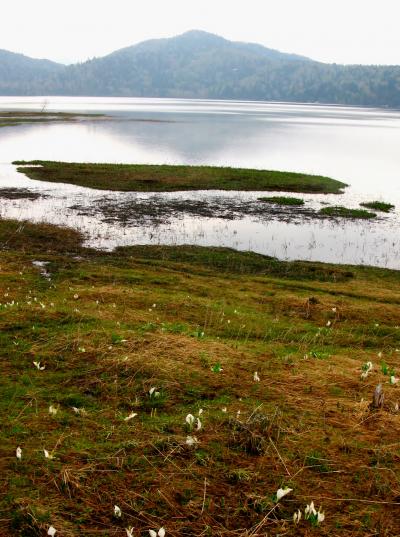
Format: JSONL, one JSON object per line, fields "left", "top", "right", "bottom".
{"left": 1, "top": 30, "right": 400, "bottom": 107}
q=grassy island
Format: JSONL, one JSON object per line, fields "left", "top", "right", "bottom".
{"left": 1, "top": 219, "right": 400, "bottom": 536}
{"left": 14, "top": 160, "right": 348, "bottom": 194}
{"left": 360, "top": 201, "right": 395, "bottom": 213}
{"left": 0, "top": 111, "right": 104, "bottom": 128}
{"left": 319, "top": 206, "right": 377, "bottom": 219}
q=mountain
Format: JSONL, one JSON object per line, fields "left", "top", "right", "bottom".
{"left": 1, "top": 30, "right": 400, "bottom": 107}
{"left": 0, "top": 50, "right": 63, "bottom": 94}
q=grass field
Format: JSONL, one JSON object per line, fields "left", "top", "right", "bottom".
{"left": 14, "top": 161, "right": 347, "bottom": 194}
{"left": 1, "top": 219, "right": 400, "bottom": 536}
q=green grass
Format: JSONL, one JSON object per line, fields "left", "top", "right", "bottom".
{"left": 360, "top": 201, "right": 395, "bottom": 213}
{"left": 1, "top": 219, "right": 400, "bottom": 536}
{"left": 13, "top": 160, "right": 348, "bottom": 194}
{"left": 319, "top": 206, "right": 377, "bottom": 219}
{"left": 258, "top": 196, "right": 305, "bottom": 206}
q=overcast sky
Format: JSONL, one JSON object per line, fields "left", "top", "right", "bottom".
{"left": 2, "top": 0, "right": 400, "bottom": 65}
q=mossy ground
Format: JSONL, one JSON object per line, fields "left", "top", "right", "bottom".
{"left": 14, "top": 161, "right": 347, "bottom": 194}
{"left": 1, "top": 219, "right": 400, "bottom": 536}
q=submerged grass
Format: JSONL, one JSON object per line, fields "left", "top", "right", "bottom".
{"left": 14, "top": 160, "right": 347, "bottom": 194}
{"left": 1, "top": 219, "right": 400, "bottom": 536}
{"left": 258, "top": 196, "right": 305, "bottom": 206}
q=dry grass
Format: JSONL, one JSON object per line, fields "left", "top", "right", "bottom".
{"left": 1, "top": 220, "right": 400, "bottom": 536}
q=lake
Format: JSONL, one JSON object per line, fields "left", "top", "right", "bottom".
{"left": 1, "top": 96, "right": 400, "bottom": 268}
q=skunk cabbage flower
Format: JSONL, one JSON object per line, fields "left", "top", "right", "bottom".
{"left": 185, "top": 414, "right": 195, "bottom": 426}
{"left": 16, "top": 446, "right": 22, "bottom": 460}
{"left": 305, "top": 501, "right": 317, "bottom": 518}
{"left": 196, "top": 417, "right": 202, "bottom": 431}
{"left": 317, "top": 508, "right": 325, "bottom": 523}
{"left": 44, "top": 449, "right": 53, "bottom": 460}
{"left": 185, "top": 435, "right": 199, "bottom": 446}
{"left": 293, "top": 509, "right": 302, "bottom": 524}
{"left": 276, "top": 487, "right": 293, "bottom": 501}
{"left": 114, "top": 505, "right": 122, "bottom": 518}
{"left": 253, "top": 371, "right": 260, "bottom": 382}
{"left": 47, "top": 527, "right": 57, "bottom": 536}
{"left": 390, "top": 376, "right": 399, "bottom": 385}
{"left": 126, "top": 528, "right": 134, "bottom": 537}
{"left": 149, "top": 528, "right": 165, "bottom": 537}
{"left": 33, "top": 361, "right": 45, "bottom": 370}
{"left": 124, "top": 412, "right": 137, "bottom": 421}
{"left": 49, "top": 405, "right": 58, "bottom": 416}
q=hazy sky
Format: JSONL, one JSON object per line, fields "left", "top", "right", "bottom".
{"left": 2, "top": 0, "right": 400, "bottom": 65}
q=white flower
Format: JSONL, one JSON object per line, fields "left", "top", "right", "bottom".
{"left": 317, "top": 508, "right": 325, "bottom": 523}
{"left": 276, "top": 487, "right": 293, "bottom": 501}
{"left": 33, "top": 361, "right": 45, "bottom": 370}
{"left": 16, "top": 446, "right": 22, "bottom": 460}
{"left": 366, "top": 361, "right": 373, "bottom": 372}
{"left": 44, "top": 449, "right": 53, "bottom": 459}
{"left": 185, "top": 414, "right": 195, "bottom": 426}
{"left": 305, "top": 501, "right": 317, "bottom": 518}
{"left": 149, "top": 387, "right": 160, "bottom": 397}
{"left": 394, "top": 402, "right": 399, "bottom": 412}
{"left": 198, "top": 409, "right": 203, "bottom": 416}
{"left": 221, "top": 407, "right": 227, "bottom": 413}
{"left": 124, "top": 412, "right": 138, "bottom": 421}
{"left": 73, "top": 294, "right": 79, "bottom": 299}
{"left": 47, "top": 527, "right": 57, "bottom": 536}
{"left": 390, "top": 376, "right": 399, "bottom": 385}
{"left": 293, "top": 509, "right": 302, "bottom": 524}
{"left": 332, "top": 307, "right": 337, "bottom": 313}
{"left": 196, "top": 417, "right": 202, "bottom": 431}
{"left": 185, "top": 435, "right": 199, "bottom": 446}
{"left": 326, "top": 320, "right": 331, "bottom": 327}
{"left": 126, "top": 528, "right": 134, "bottom": 537}
{"left": 114, "top": 505, "right": 122, "bottom": 518}
{"left": 253, "top": 371, "right": 260, "bottom": 382}
{"left": 49, "top": 405, "right": 58, "bottom": 416}
{"left": 149, "top": 528, "right": 165, "bottom": 537}
{"left": 378, "top": 351, "right": 382, "bottom": 358}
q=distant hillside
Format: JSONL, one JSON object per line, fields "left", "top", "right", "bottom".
{"left": 1, "top": 30, "right": 400, "bottom": 107}
{"left": 0, "top": 50, "right": 63, "bottom": 94}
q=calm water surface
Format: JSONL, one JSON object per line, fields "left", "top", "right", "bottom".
{"left": 0, "top": 97, "right": 399, "bottom": 268}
